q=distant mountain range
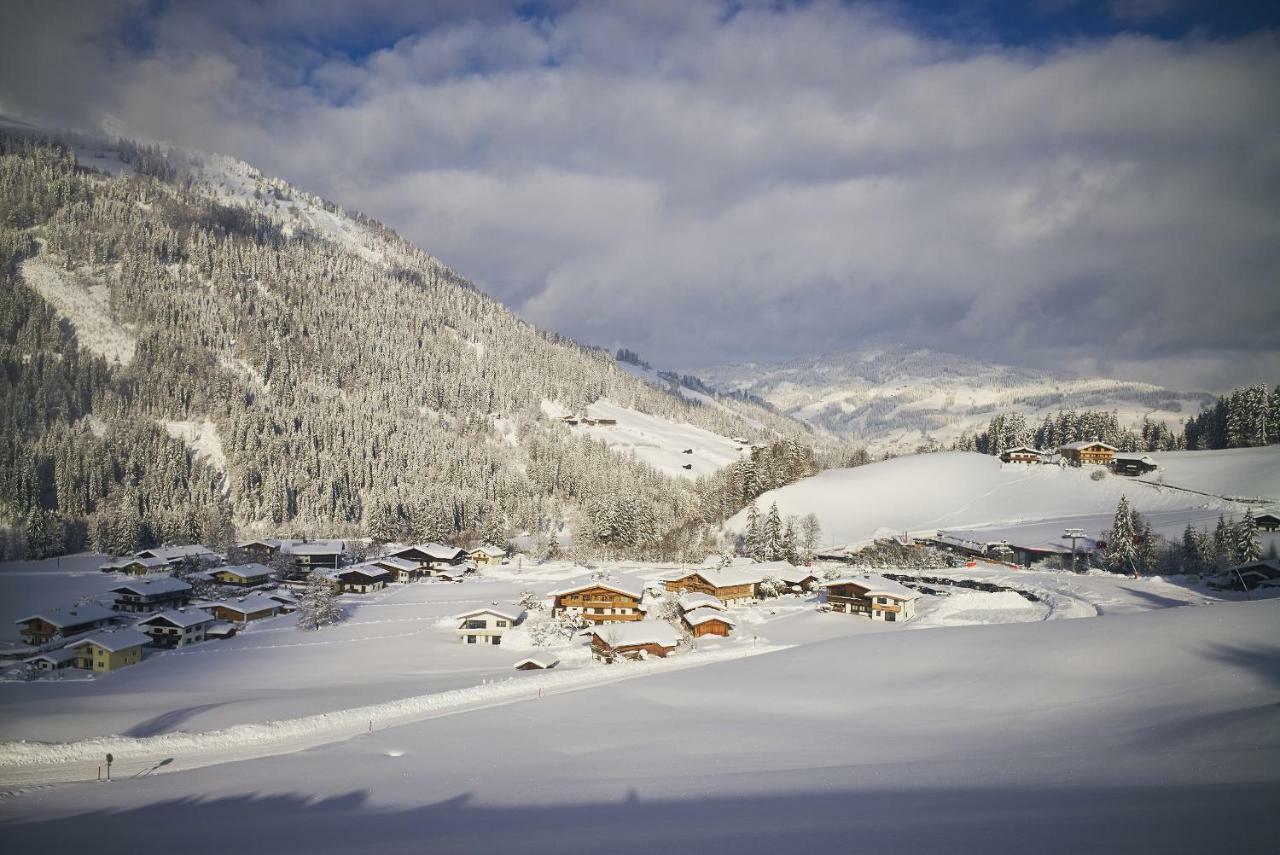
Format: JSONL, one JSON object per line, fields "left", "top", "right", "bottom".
{"left": 693, "top": 347, "right": 1214, "bottom": 454}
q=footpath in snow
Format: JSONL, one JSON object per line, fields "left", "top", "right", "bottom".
{"left": 0, "top": 643, "right": 782, "bottom": 789}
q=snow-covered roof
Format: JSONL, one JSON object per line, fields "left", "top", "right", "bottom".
{"left": 99, "top": 556, "right": 168, "bottom": 571}
{"left": 665, "top": 566, "right": 765, "bottom": 587}
{"left": 65, "top": 628, "right": 151, "bottom": 652}
{"left": 16, "top": 604, "right": 116, "bottom": 628}
{"left": 513, "top": 653, "right": 559, "bottom": 669}
{"left": 137, "top": 609, "right": 214, "bottom": 629}
{"left": 1059, "top": 440, "right": 1117, "bottom": 451}
{"left": 677, "top": 592, "right": 725, "bottom": 612}
{"left": 391, "top": 542, "right": 465, "bottom": 560}
{"left": 135, "top": 544, "right": 217, "bottom": 562}
{"left": 591, "top": 621, "right": 681, "bottom": 649}
{"left": 25, "top": 648, "right": 80, "bottom": 665}
{"left": 550, "top": 579, "right": 645, "bottom": 599}
{"left": 366, "top": 556, "right": 418, "bottom": 571}
{"left": 683, "top": 607, "right": 736, "bottom": 628}
{"left": 215, "top": 563, "right": 272, "bottom": 579}
{"left": 111, "top": 577, "right": 192, "bottom": 597}
{"left": 699, "top": 555, "right": 756, "bottom": 568}
{"left": 341, "top": 564, "right": 392, "bottom": 580}
{"left": 455, "top": 607, "right": 524, "bottom": 623}
{"left": 205, "top": 621, "right": 237, "bottom": 637}
{"left": 1001, "top": 445, "right": 1042, "bottom": 455}
{"left": 1113, "top": 454, "right": 1156, "bottom": 464}
{"left": 286, "top": 539, "right": 346, "bottom": 555}
{"left": 821, "top": 575, "right": 921, "bottom": 600}
{"left": 206, "top": 594, "right": 284, "bottom": 615}
{"left": 469, "top": 545, "right": 506, "bottom": 558}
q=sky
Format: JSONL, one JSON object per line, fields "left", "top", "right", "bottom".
{"left": 1, "top": 1, "right": 1278, "bottom": 391}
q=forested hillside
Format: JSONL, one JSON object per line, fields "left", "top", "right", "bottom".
{"left": 0, "top": 130, "right": 824, "bottom": 561}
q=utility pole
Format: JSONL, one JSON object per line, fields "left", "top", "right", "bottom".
{"left": 1063, "top": 528, "right": 1085, "bottom": 573}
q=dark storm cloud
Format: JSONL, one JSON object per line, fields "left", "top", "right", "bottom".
{"left": 1, "top": 0, "right": 1278, "bottom": 389}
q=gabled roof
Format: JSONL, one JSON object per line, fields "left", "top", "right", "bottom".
{"left": 137, "top": 609, "right": 215, "bottom": 629}
{"left": 340, "top": 564, "right": 392, "bottom": 580}
{"left": 215, "top": 563, "right": 272, "bottom": 579}
{"left": 16, "top": 603, "right": 116, "bottom": 628}
{"left": 677, "top": 592, "right": 724, "bottom": 612}
{"left": 1225, "top": 559, "right": 1280, "bottom": 576}
{"left": 665, "top": 566, "right": 765, "bottom": 587}
{"left": 821, "top": 575, "right": 921, "bottom": 600}
{"left": 513, "top": 653, "right": 559, "bottom": 669}
{"left": 1001, "top": 445, "right": 1042, "bottom": 454}
{"left": 25, "top": 648, "right": 80, "bottom": 665}
{"left": 111, "top": 577, "right": 192, "bottom": 597}
{"left": 66, "top": 628, "right": 151, "bottom": 652}
{"left": 469, "top": 545, "right": 506, "bottom": 558}
{"left": 550, "top": 579, "right": 645, "bottom": 599}
{"left": 135, "top": 544, "right": 217, "bottom": 562}
{"left": 699, "top": 555, "right": 756, "bottom": 568}
{"left": 366, "top": 556, "right": 419, "bottom": 571}
{"left": 683, "top": 607, "right": 736, "bottom": 628}
{"left": 100, "top": 556, "right": 168, "bottom": 571}
{"left": 286, "top": 539, "right": 346, "bottom": 555}
{"left": 455, "top": 607, "right": 525, "bottom": 623}
{"left": 206, "top": 594, "right": 285, "bottom": 615}
{"left": 389, "top": 542, "right": 465, "bottom": 560}
{"left": 1059, "top": 440, "right": 1117, "bottom": 451}
{"left": 591, "top": 620, "right": 681, "bottom": 649}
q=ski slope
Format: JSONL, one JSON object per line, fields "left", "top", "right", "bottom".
{"left": 727, "top": 450, "right": 1264, "bottom": 546}
{"left": 571, "top": 398, "right": 748, "bottom": 480}
{"left": 3, "top": 599, "right": 1276, "bottom": 853}
{"left": 1145, "top": 447, "right": 1280, "bottom": 502}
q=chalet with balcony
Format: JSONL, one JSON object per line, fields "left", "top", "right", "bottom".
{"left": 590, "top": 621, "right": 681, "bottom": 663}
{"left": 66, "top": 629, "right": 150, "bottom": 672}
{"left": 134, "top": 544, "right": 220, "bottom": 568}
{"left": 662, "top": 566, "right": 764, "bottom": 604}
{"left": 365, "top": 556, "right": 421, "bottom": 583}
{"left": 334, "top": 565, "right": 391, "bottom": 593}
{"left": 550, "top": 580, "right": 646, "bottom": 623}
{"left": 384, "top": 543, "right": 468, "bottom": 575}
{"left": 468, "top": 545, "right": 507, "bottom": 565}
{"left": 110, "top": 577, "right": 193, "bottom": 614}
{"left": 16, "top": 604, "right": 116, "bottom": 645}
{"left": 210, "top": 563, "right": 272, "bottom": 587}
{"left": 999, "top": 446, "right": 1044, "bottom": 464}
{"left": 455, "top": 607, "right": 525, "bottom": 645}
{"left": 821, "top": 576, "right": 921, "bottom": 622}
{"left": 1058, "top": 440, "right": 1117, "bottom": 466}
{"left": 1250, "top": 510, "right": 1280, "bottom": 532}
{"left": 98, "top": 556, "right": 169, "bottom": 575}
{"left": 137, "top": 610, "right": 214, "bottom": 648}
{"left": 203, "top": 594, "right": 290, "bottom": 624}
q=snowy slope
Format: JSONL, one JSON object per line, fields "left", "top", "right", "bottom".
{"left": 567, "top": 399, "right": 749, "bottom": 479}
{"left": 2, "top": 599, "right": 1276, "bottom": 853}
{"left": 19, "top": 256, "right": 137, "bottom": 365}
{"left": 698, "top": 346, "right": 1211, "bottom": 454}
{"left": 725, "top": 451, "right": 1259, "bottom": 546}
{"left": 1144, "top": 447, "right": 1280, "bottom": 501}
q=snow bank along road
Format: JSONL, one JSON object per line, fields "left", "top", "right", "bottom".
{"left": 0, "top": 644, "right": 781, "bottom": 789}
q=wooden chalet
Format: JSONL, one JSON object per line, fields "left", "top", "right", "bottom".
{"left": 16, "top": 604, "right": 116, "bottom": 645}
{"left": 98, "top": 556, "right": 169, "bottom": 575}
{"left": 662, "top": 566, "right": 763, "bottom": 604}
{"left": 66, "top": 629, "right": 150, "bottom": 672}
{"left": 1248, "top": 510, "right": 1279, "bottom": 532}
{"left": 1210, "top": 559, "right": 1280, "bottom": 592}
{"left": 136, "top": 610, "right": 214, "bottom": 648}
{"left": 202, "top": 594, "right": 290, "bottom": 624}
{"left": 110, "top": 577, "right": 193, "bottom": 614}
{"left": 1058, "top": 440, "right": 1117, "bottom": 466}
{"left": 334, "top": 565, "right": 391, "bottom": 593}
{"left": 514, "top": 653, "right": 559, "bottom": 670}
{"left": 590, "top": 621, "right": 681, "bottom": 663}
{"left": 365, "top": 556, "right": 422, "bottom": 583}
{"left": 550, "top": 580, "right": 646, "bottom": 623}
{"left": 24, "top": 648, "right": 79, "bottom": 672}
{"left": 683, "top": 607, "right": 735, "bottom": 637}
{"left": 1111, "top": 454, "right": 1157, "bottom": 476}
{"left": 755, "top": 560, "right": 818, "bottom": 592}
{"left": 821, "top": 576, "right": 921, "bottom": 622}
{"left": 455, "top": 607, "right": 525, "bottom": 645}
{"left": 384, "top": 543, "right": 468, "bottom": 575}
{"left": 286, "top": 539, "right": 346, "bottom": 570}
{"left": 134, "top": 544, "right": 220, "bottom": 567}
{"left": 235, "top": 539, "right": 284, "bottom": 559}
{"left": 676, "top": 592, "right": 725, "bottom": 613}
{"left": 210, "top": 563, "right": 273, "bottom": 587}
{"left": 999, "top": 445, "right": 1044, "bottom": 464}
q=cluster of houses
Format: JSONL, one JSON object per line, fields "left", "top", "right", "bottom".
{"left": 557, "top": 414, "right": 619, "bottom": 427}
{"left": 998, "top": 441, "right": 1158, "bottom": 475}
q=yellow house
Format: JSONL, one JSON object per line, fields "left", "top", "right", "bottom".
{"left": 468, "top": 545, "right": 507, "bottom": 565}
{"left": 67, "top": 629, "right": 150, "bottom": 672}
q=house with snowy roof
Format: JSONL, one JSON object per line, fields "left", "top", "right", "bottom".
{"left": 16, "top": 604, "right": 117, "bottom": 645}
{"left": 65, "top": 629, "right": 150, "bottom": 672}
{"left": 590, "top": 621, "right": 682, "bottom": 662}
{"left": 1111, "top": 454, "right": 1158, "bottom": 476}
{"left": 1058, "top": 440, "right": 1117, "bottom": 466}
{"left": 235, "top": 539, "right": 347, "bottom": 572}
{"left": 110, "top": 577, "right": 193, "bottom": 614}
{"left": 134, "top": 544, "right": 220, "bottom": 567}
{"left": 24, "top": 648, "right": 80, "bottom": 672}
{"left": 467, "top": 545, "right": 507, "bottom": 565}
{"left": 136, "top": 609, "right": 215, "bottom": 648}
{"left": 999, "top": 445, "right": 1044, "bottom": 464}
{"left": 1209, "top": 559, "right": 1280, "bottom": 592}
{"left": 455, "top": 607, "right": 525, "bottom": 645}
{"left": 363, "top": 556, "right": 421, "bottom": 583}
{"left": 662, "top": 566, "right": 765, "bottom": 604}
{"left": 683, "top": 607, "right": 736, "bottom": 637}
{"left": 1249, "top": 509, "right": 1280, "bottom": 532}
{"left": 677, "top": 592, "right": 725, "bottom": 613}
{"left": 334, "top": 565, "right": 391, "bottom": 593}
{"left": 202, "top": 593, "right": 292, "bottom": 624}
{"left": 821, "top": 576, "right": 921, "bottom": 622}
{"left": 210, "top": 563, "right": 273, "bottom": 587}
{"left": 383, "top": 543, "right": 467, "bottom": 574}
{"left": 550, "top": 580, "right": 646, "bottom": 623}
{"left": 98, "top": 555, "right": 169, "bottom": 575}
{"left": 514, "top": 653, "right": 559, "bottom": 670}
{"left": 754, "top": 560, "right": 818, "bottom": 592}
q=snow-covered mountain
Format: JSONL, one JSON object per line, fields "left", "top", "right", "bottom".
{"left": 697, "top": 347, "right": 1212, "bottom": 453}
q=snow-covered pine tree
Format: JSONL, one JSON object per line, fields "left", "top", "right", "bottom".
{"left": 744, "top": 503, "right": 763, "bottom": 561}
{"left": 1181, "top": 523, "right": 1203, "bottom": 574}
{"left": 763, "top": 502, "right": 783, "bottom": 561}
{"left": 1234, "top": 514, "right": 1261, "bottom": 564}
{"left": 1212, "top": 515, "right": 1232, "bottom": 570}
{"left": 1104, "top": 495, "right": 1139, "bottom": 575}
{"left": 296, "top": 570, "right": 343, "bottom": 631}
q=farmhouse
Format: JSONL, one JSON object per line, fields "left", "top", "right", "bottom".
{"left": 203, "top": 594, "right": 289, "bottom": 624}
{"left": 210, "top": 563, "right": 273, "bottom": 587}
{"left": 683, "top": 607, "right": 736, "bottom": 637}
{"left": 514, "top": 653, "right": 559, "bottom": 670}
{"left": 591, "top": 621, "right": 681, "bottom": 662}
{"left": 455, "top": 607, "right": 525, "bottom": 645}
{"left": 98, "top": 556, "right": 168, "bottom": 575}
{"left": 235, "top": 538, "right": 284, "bottom": 559}
{"left": 16, "top": 604, "right": 116, "bottom": 645}
{"left": 384, "top": 543, "right": 469, "bottom": 575}
{"left": 468, "top": 545, "right": 507, "bottom": 565}
{"left": 550, "top": 580, "right": 646, "bottom": 623}
{"left": 134, "top": 544, "right": 220, "bottom": 567}
{"left": 334, "top": 565, "right": 391, "bottom": 593}
{"left": 999, "top": 446, "right": 1043, "bottom": 464}
{"left": 1058, "top": 440, "right": 1117, "bottom": 466}
{"left": 24, "top": 648, "right": 80, "bottom": 672}
{"left": 662, "top": 566, "right": 764, "bottom": 604}
{"left": 66, "top": 629, "right": 150, "bottom": 672}
{"left": 821, "top": 576, "right": 921, "bottom": 622}
{"left": 137, "top": 610, "right": 214, "bottom": 648}
{"left": 365, "top": 556, "right": 421, "bottom": 583}
{"left": 110, "top": 577, "right": 193, "bottom": 613}
{"left": 755, "top": 560, "right": 818, "bottom": 592}
{"left": 1112, "top": 454, "right": 1158, "bottom": 476}
{"left": 286, "top": 540, "right": 346, "bottom": 571}
{"left": 1247, "top": 509, "right": 1279, "bottom": 532}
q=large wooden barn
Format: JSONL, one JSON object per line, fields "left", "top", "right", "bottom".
{"left": 590, "top": 621, "right": 681, "bottom": 662}
{"left": 662, "top": 566, "right": 764, "bottom": 604}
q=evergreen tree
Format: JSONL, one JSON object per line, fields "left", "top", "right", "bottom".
{"left": 1234, "top": 514, "right": 1261, "bottom": 564}
{"left": 762, "top": 502, "right": 783, "bottom": 562}
{"left": 296, "top": 570, "right": 343, "bottom": 631}
{"left": 1181, "top": 523, "right": 1203, "bottom": 574}
{"left": 1104, "top": 495, "right": 1139, "bottom": 575}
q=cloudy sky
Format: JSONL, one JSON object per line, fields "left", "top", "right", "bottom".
{"left": 2, "top": 1, "right": 1278, "bottom": 390}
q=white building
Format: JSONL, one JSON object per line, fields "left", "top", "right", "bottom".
{"left": 456, "top": 607, "right": 525, "bottom": 645}
{"left": 136, "top": 609, "right": 215, "bottom": 648}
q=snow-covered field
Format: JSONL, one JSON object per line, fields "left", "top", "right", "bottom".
{"left": 19, "top": 256, "right": 137, "bottom": 365}
{"left": 727, "top": 448, "right": 1279, "bottom": 547}
{"left": 569, "top": 398, "right": 749, "bottom": 479}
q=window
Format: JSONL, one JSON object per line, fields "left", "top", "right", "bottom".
{"left": 466, "top": 635, "right": 477, "bottom": 644}
{"left": 493, "top": 637, "right": 502, "bottom": 646}
{"left": 495, "top": 620, "right": 508, "bottom": 627}
{"left": 465, "top": 620, "right": 486, "bottom": 630}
